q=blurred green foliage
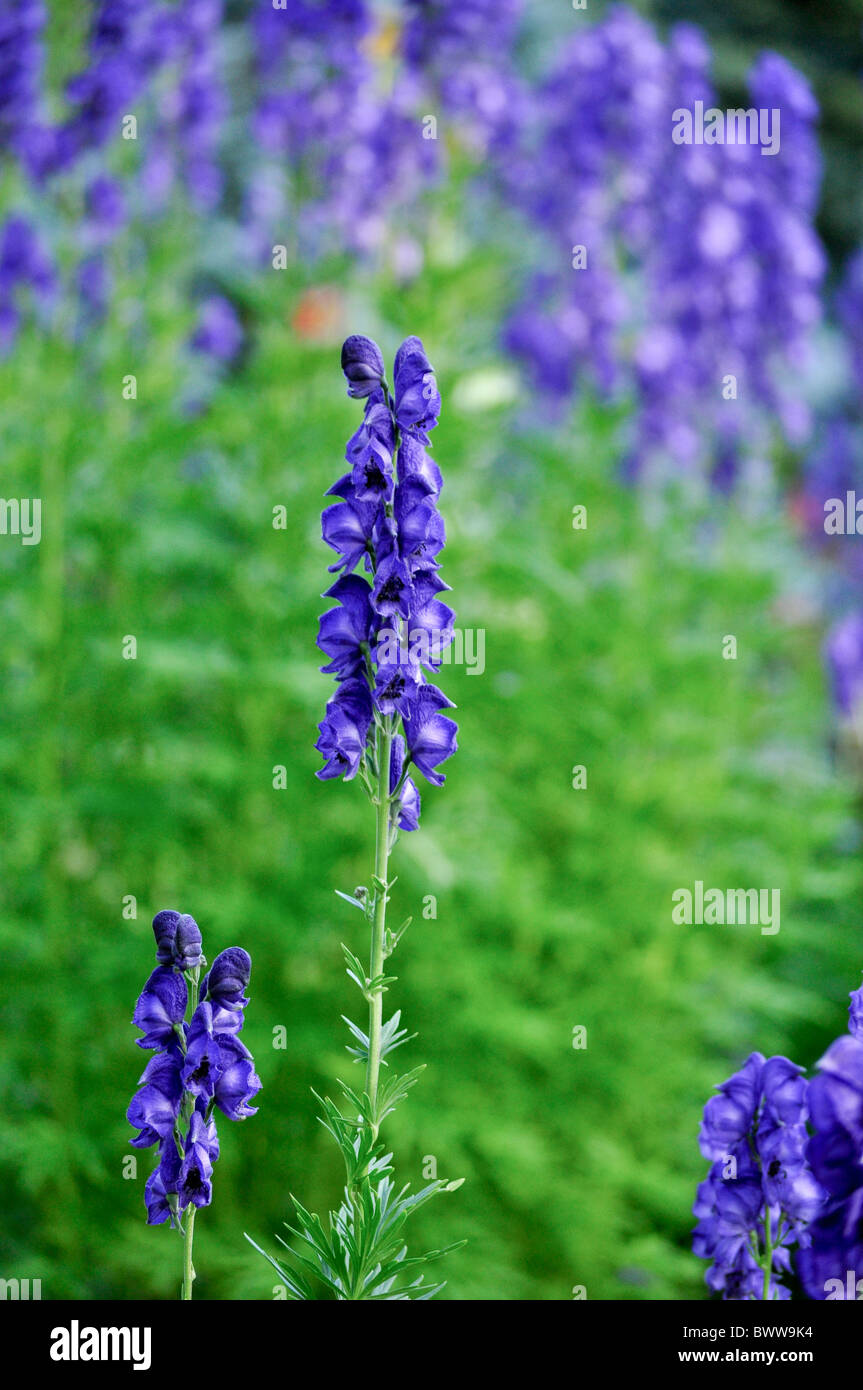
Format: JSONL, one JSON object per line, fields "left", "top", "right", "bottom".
{"left": 1, "top": 211, "right": 861, "bottom": 1299}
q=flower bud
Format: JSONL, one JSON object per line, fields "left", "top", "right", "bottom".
{"left": 204, "top": 947, "right": 251, "bottom": 1003}
{"left": 341, "top": 334, "right": 385, "bottom": 398}
{"left": 175, "top": 913, "right": 205, "bottom": 971}
{"left": 152, "top": 909, "right": 181, "bottom": 966}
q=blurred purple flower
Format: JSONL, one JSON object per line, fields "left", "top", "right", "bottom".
{"left": 825, "top": 612, "right": 863, "bottom": 719}
{"left": 189, "top": 294, "right": 243, "bottom": 366}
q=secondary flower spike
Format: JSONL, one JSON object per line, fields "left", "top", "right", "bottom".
{"left": 316, "top": 334, "right": 457, "bottom": 821}
{"left": 693, "top": 1052, "right": 825, "bottom": 1299}
{"left": 127, "top": 909, "right": 260, "bottom": 1300}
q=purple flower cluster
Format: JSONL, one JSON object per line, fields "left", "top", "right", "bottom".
{"left": 0, "top": 211, "right": 53, "bottom": 351}
{"left": 189, "top": 293, "right": 244, "bottom": 367}
{"left": 400, "top": 0, "right": 525, "bottom": 152}
{"left": 0, "top": 1, "right": 224, "bottom": 350}
{"left": 797, "top": 978, "right": 863, "bottom": 1298}
{"left": 127, "top": 909, "right": 260, "bottom": 1227}
{"left": 824, "top": 612, "right": 863, "bottom": 722}
{"left": 170, "top": 0, "right": 226, "bottom": 214}
{"left": 0, "top": 0, "right": 46, "bottom": 162}
{"left": 503, "top": 7, "right": 824, "bottom": 480}
{"left": 315, "top": 334, "right": 457, "bottom": 823}
{"left": 43, "top": 0, "right": 170, "bottom": 178}
{"left": 799, "top": 246, "right": 863, "bottom": 721}
{"left": 693, "top": 1053, "right": 824, "bottom": 1298}
{"left": 250, "top": 2, "right": 436, "bottom": 260}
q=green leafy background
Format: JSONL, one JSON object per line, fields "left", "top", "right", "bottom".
{"left": 1, "top": 0, "right": 863, "bottom": 1301}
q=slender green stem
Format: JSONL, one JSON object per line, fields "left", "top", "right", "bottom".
{"left": 183, "top": 1207, "right": 196, "bottom": 1301}
{"left": 365, "top": 717, "right": 393, "bottom": 1129}
{"left": 761, "top": 1212, "right": 773, "bottom": 1301}
{"left": 180, "top": 968, "right": 200, "bottom": 1301}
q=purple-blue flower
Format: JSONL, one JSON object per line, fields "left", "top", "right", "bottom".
{"left": 0, "top": 0, "right": 46, "bottom": 161}
{"left": 152, "top": 909, "right": 182, "bottom": 966}
{"left": 128, "top": 913, "right": 259, "bottom": 1241}
{"left": 144, "top": 1136, "right": 182, "bottom": 1226}
{"left": 341, "top": 334, "right": 385, "bottom": 399}
{"left": 799, "top": 1034, "right": 863, "bottom": 1299}
{"left": 317, "top": 575, "right": 375, "bottom": 679}
{"left": 825, "top": 613, "right": 863, "bottom": 721}
{"left": 189, "top": 294, "right": 244, "bottom": 367}
{"left": 133, "top": 966, "right": 187, "bottom": 1050}
{"left": 404, "top": 685, "right": 457, "bottom": 787}
{"left": 213, "top": 1034, "right": 262, "bottom": 1120}
{"left": 181, "top": 1001, "right": 222, "bottom": 1098}
{"left": 150, "top": 907, "right": 205, "bottom": 972}
{"left": 315, "top": 678, "right": 373, "bottom": 782}
{"left": 178, "top": 1111, "right": 215, "bottom": 1210}
{"left": 202, "top": 946, "right": 252, "bottom": 1030}
{"left": 393, "top": 336, "right": 441, "bottom": 443}
{"left": 316, "top": 335, "right": 457, "bottom": 824}
{"left": 127, "top": 1051, "right": 184, "bottom": 1146}
{"left": 693, "top": 1052, "right": 824, "bottom": 1298}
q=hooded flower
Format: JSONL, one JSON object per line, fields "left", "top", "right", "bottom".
{"left": 315, "top": 678, "right": 373, "bottom": 781}
{"left": 133, "top": 966, "right": 188, "bottom": 1049}
{"left": 347, "top": 390, "right": 395, "bottom": 502}
{"left": 178, "top": 1110, "right": 215, "bottom": 1210}
{"left": 698, "top": 1052, "right": 764, "bottom": 1159}
{"left": 317, "top": 574, "right": 375, "bottom": 678}
{"left": 213, "top": 1034, "right": 262, "bottom": 1120}
{"left": 397, "top": 432, "right": 442, "bottom": 495}
{"left": 371, "top": 549, "right": 414, "bottom": 621}
{"left": 181, "top": 1000, "right": 222, "bottom": 1098}
{"left": 374, "top": 656, "right": 422, "bottom": 719}
{"left": 127, "top": 1050, "right": 184, "bottom": 1147}
{"left": 152, "top": 909, "right": 182, "bottom": 965}
{"left": 189, "top": 294, "right": 244, "bottom": 367}
{"left": 394, "top": 477, "right": 445, "bottom": 573}
{"left": 341, "top": 333, "right": 385, "bottom": 398}
{"left": 799, "top": 1033, "right": 863, "bottom": 1298}
{"left": 145, "top": 1135, "right": 182, "bottom": 1226}
{"left": 202, "top": 947, "right": 252, "bottom": 1027}
{"left": 175, "top": 913, "right": 205, "bottom": 971}
{"left": 404, "top": 684, "right": 457, "bottom": 786}
{"left": 151, "top": 907, "right": 204, "bottom": 971}
{"left": 393, "top": 335, "right": 441, "bottom": 441}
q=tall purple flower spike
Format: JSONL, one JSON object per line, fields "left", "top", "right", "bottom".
{"left": 316, "top": 335, "right": 457, "bottom": 821}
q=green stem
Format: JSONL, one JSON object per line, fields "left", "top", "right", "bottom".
{"left": 761, "top": 1212, "right": 773, "bottom": 1301}
{"left": 365, "top": 717, "right": 393, "bottom": 1129}
{"left": 183, "top": 1207, "right": 196, "bottom": 1301}
{"left": 180, "top": 968, "right": 200, "bottom": 1301}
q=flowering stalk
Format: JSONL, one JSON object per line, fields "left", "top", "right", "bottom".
{"left": 247, "top": 334, "right": 463, "bottom": 1300}
{"left": 127, "top": 910, "right": 261, "bottom": 1300}
{"left": 693, "top": 974, "right": 863, "bottom": 1299}
{"left": 693, "top": 1052, "right": 824, "bottom": 1299}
